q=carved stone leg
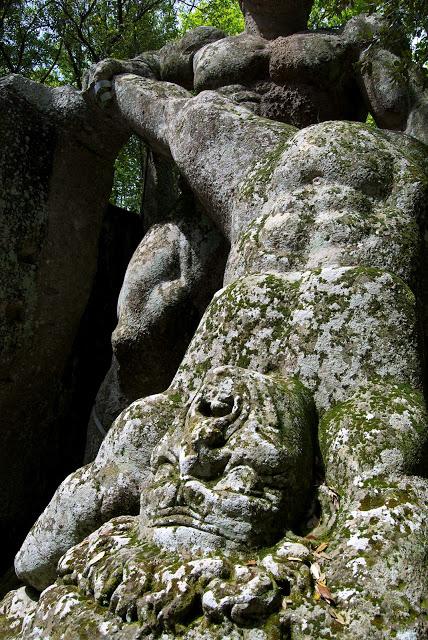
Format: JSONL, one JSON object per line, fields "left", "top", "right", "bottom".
{"left": 85, "top": 197, "right": 227, "bottom": 462}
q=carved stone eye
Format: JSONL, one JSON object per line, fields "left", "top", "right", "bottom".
{"left": 197, "top": 394, "right": 235, "bottom": 418}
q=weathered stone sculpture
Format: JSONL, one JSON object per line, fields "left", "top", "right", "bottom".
{"left": 82, "top": 0, "right": 428, "bottom": 455}
{"left": 1, "top": 0, "right": 428, "bottom": 638}
{"left": 83, "top": 0, "right": 427, "bottom": 141}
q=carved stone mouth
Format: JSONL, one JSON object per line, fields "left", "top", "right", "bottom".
{"left": 152, "top": 505, "right": 202, "bottom": 523}
{"left": 150, "top": 507, "right": 243, "bottom": 542}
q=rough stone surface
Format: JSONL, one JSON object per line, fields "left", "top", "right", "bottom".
{"left": 160, "top": 26, "right": 225, "bottom": 89}
{"left": 228, "top": 121, "right": 427, "bottom": 285}
{"left": 269, "top": 33, "right": 348, "bottom": 86}
{"left": 193, "top": 33, "right": 270, "bottom": 92}
{"left": 174, "top": 268, "right": 421, "bottom": 411}
{"left": 1, "top": 3, "right": 428, "bottom": 638}
{"left": 240, "top": 0, "right": 313, "bottom": 40}
{"left": 266, "top": 33, "right": 366, "bottom": 125}
{"left": 0, "top": 74, "right": 128, "bottom": 572}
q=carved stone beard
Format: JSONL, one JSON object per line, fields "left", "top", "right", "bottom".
{"left": 240, "top": 0, "right": 313, "bottom": 39}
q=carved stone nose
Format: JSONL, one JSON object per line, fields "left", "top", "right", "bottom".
{"left": 191, "top": 421, "right": 225, "bottom": 449}
{"left": 178, "top": 385, "right": 240, "bottom": 480}
{"left": 179, "top": 417, "right": 231, "bottom": 480}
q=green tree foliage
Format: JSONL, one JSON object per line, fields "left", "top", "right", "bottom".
{"left": 111, "top": 135, "right": 147, "bottom": 212}
{"left": 0, "top": 0, "right": 179, "bottom": 88}
{"left": 0, "top": 0, "right": 62, "bottom": 83}
{"left": 50, "top": 0, "right": 179, "bottom": 87}
{"left": 178, "top": 0, "right": 243, "bottom": 35}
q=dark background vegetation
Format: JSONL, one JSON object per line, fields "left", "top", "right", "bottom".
{"left": 1, "top": 0, "right": 427, "bottom": 212}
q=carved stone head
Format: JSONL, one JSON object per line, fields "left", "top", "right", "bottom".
{"left": 239, "top": 0, "right": 313, "bottom": 39}
{"left": 140, "top": 366, "right": 315, "bottom": 553}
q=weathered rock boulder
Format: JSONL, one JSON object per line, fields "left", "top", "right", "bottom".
{"left": 0, "top": 74, "right": 128, "bottom": 572}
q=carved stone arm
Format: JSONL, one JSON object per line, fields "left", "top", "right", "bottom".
{"left": 14, "top": 392, "right": 182, "bottom": 592}
{"left": 357, "top": 46, "right": 428, "bottom": 145}
{"left": 82, "top": 26, "right": 226, "bottom": 103}
{"left": 82, "top": 56, "right": 158, "bottom": 102}
{"left": 110, "top": 74, "right": 290, "bottom": 239}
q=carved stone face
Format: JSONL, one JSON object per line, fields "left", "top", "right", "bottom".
{"left": 140, "top": 367, "right": 314, "bottom": 553}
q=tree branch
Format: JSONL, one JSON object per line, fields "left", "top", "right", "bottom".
{"left": 59, "top": 0, "right": 100, "bottom": 61}
{"left": 64, "top": 38, "right": 83, "bottom": 87}
{"left": 0, "top": 41, "right": 15, "bottom": 73}
{"left": 39, "top": 39, "right": 63, "bottom": 82}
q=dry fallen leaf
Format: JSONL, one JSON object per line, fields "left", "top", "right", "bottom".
{"left": 246, "top": 559, "right": 257, "bottom": 566}
{"left": 316, "top": 583, "right": 336, "bottom": 606}
{"left": 330, "top": 609, "right": 349, "bottom": 625}
{"left": 286, "top": 556, "right": 303, "bottom": 562}
{"left": 310, "top": 562, "right": 322, "bottom": 581}
{"left": 315, "top": 542, "right": 329, "bottom": 554}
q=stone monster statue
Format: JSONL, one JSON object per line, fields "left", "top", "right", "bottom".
{"left": 1, "top": 1, "right": 428, "bottom": 638}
